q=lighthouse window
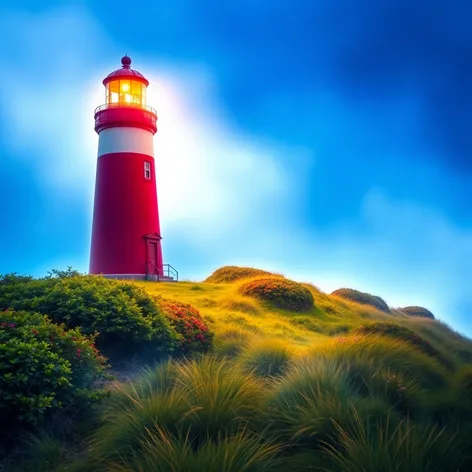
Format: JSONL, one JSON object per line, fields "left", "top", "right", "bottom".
{"left": 105, "top": 79, "right": 146, "bottom": 107}
{"left": 108, "top": 80, "right": 120, "bottom": 104}
{"left": 144, "top": 161, "right": 152, "bottom": 180}
{"left": 131, "top": 81, "right": 143, "bottom": 105}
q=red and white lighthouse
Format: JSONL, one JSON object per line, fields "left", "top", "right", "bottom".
{"left": 89, "top": 56, "right": 175, "bottom": 281}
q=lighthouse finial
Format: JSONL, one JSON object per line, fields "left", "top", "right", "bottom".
{"left": 121, "top": 55, "right": 132, "bottom": 69}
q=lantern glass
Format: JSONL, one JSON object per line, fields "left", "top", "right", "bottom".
{"left": 106, "top": 79, "right": 146, "bottom": 106}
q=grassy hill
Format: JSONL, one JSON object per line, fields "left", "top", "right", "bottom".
{"left": 2, "top": 266, "right": 472, "bottom": 471}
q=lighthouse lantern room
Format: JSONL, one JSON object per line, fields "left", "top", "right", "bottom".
{"left": 89, "top": 56, "right": 177, "bottom": 282}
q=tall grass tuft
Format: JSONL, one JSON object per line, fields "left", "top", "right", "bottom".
{"left": 238, "top": 338, "right": 294, "bottom": 377}
{"left": 265, "top": 357, "right": 371, "bottom": 447}
{"left": 107, "top": 359, "right": 179, "bottom": 409}
{"left": 310, "top": 334, "right": 447, "bottom": 389}
{"left": 107, "top": 427, "right": 283, "bottom": 472}
{"left": 18, "top": 429, "right": 65, "bottom": 471}
{"left": 91, "top": 356, "right": 267, "bottom": 466}
{"left": 214, "top": 328, "right": 254, "bottom": 358}
{"left": 175, "top": 356, "right": 267, "bottom": 439}
{"left": 322, "top": 409, "right": 464, "bottom": 472}
{"left": 91, "top": 384, "right": 188, "bottom": 463}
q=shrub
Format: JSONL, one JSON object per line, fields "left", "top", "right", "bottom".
{"left": 331, "top": 288, "right": 390, "bottom": 313}
{"left": 399, "top": 306, "right": 435, "bottom": 319}
{"left": 156, "top": 298, "right": 214, "bottom": 354}
{"left": 238, "top": 338, "right": 294, "bottom": 377}
{"left": 0, "top": 274, "right": 179, "bottom": 356}
{"left": 355, "top": 323, "right": 440, "bottom": 359}
{"left": 0, "top": 310, "right": 107, "bottom": 427}
{"left": 204, "top": 266, "right": 282, "bottom": 283}
{"left": 239, "top": 278, "right": 314, "bottom": 312}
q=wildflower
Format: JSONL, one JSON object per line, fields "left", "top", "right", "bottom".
{"left": 1, "top": 322, "right": 7, "bottom": 328}
{"left": 31, "top": 329, "right": 39, "bottom": 335}
{"left": 9, "top": 323, "right": 15, "bottom": 328}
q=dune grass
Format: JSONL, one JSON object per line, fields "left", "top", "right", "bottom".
{"left": 5, "top": 266, "right": 472, "bottom": 471}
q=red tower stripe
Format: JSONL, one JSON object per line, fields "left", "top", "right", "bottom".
{"left": 89, "top": 152, "right": 163, "bottom": 276}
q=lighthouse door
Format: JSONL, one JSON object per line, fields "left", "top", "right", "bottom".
{"left": 148, "top": 242, "right": 158, "bottom": 274}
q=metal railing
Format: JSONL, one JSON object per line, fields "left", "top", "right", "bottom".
{"left": 163, "top": 264, "right": 179, "bottom": 282}
{"left": 94, "top": 102, "right": 157, "bottom": 115}
{"left": 147, "top": 262, "right": 178, "bottom": 282}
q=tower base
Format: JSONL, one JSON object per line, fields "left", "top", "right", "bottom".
{"left": 98, "top": 274, "right": 177, "bottom": 282}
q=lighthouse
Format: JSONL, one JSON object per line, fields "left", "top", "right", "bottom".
{"left": 89, "top": 56, "right": 176, "bottom": 281}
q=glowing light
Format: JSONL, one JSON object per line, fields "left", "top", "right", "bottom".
{"left": 121, "top": 83, "right": 130, "bottom": 92}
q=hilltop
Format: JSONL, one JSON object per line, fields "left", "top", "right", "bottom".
{"left": 1, "top": 265, "right": 472, "bottom": 471}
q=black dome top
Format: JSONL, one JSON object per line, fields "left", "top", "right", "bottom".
{"left": 121, "top": 55, "right": 132, "bottom": 68}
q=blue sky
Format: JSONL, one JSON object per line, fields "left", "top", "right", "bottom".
{"left": 1, "top": 0, "right": 471, "bottom": 336}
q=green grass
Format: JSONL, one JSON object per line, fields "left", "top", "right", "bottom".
{"left": 322, "top": 411, "right": 464, "bottom": 472}
{"left": 107, "top": 428, "right": 283, "bottom": 472}
{"left": 204, "top": 266, "right": 283, "bottom": 283}
{"left": 4, "top": 265, "right": 472, "bottom": 471}
{"left": 399, "top": 305, "right": 435, "bottom": 319}
{"left": 238, "top": 338, "right": 295, "bottom": 377}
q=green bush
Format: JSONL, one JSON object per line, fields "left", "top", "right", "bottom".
{"left": 331, "top": 288, "right": 390, "bottom": 313}
{"left": 0, "top": 310, "right": 107, "bottom": 427}
{"left": 239, "top": 278, "right": 314, "bottom": 312}
{"left": 399, "top": 306, "right": 435, "bottom": 319}
{"left": 0, "top": 274, "right": 179, "bottom": 357}
{"left": 204, "top": 266, "right": 281, "bottom": 283}
{"left": 157, "top": 298, "right": 214, "bottom": 354}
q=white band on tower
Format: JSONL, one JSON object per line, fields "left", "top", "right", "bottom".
{"left": 98, "top": 127, "right": 154, "bottom": 157}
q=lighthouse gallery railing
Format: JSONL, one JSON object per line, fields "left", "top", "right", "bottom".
{"left": 94, "top": 102, "right": 157, "bottom": 115}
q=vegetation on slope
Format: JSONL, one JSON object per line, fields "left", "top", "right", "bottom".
{"left": 399, "top": 306, "right": 435, "bottom": 319}
{"left": 331, "top": 287, "right": 391, "bottom": 313}
{"left": 204, "top": 265, "right": 282, "bottom": 283}
{"left": 2, "top": 265, "right": 472, "bottom": 472}
{"left": 355, "top": 322, "right": 441, "bottom": 360}
{"left": 239, "top": 277, "right": 315, "bottom": 312}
